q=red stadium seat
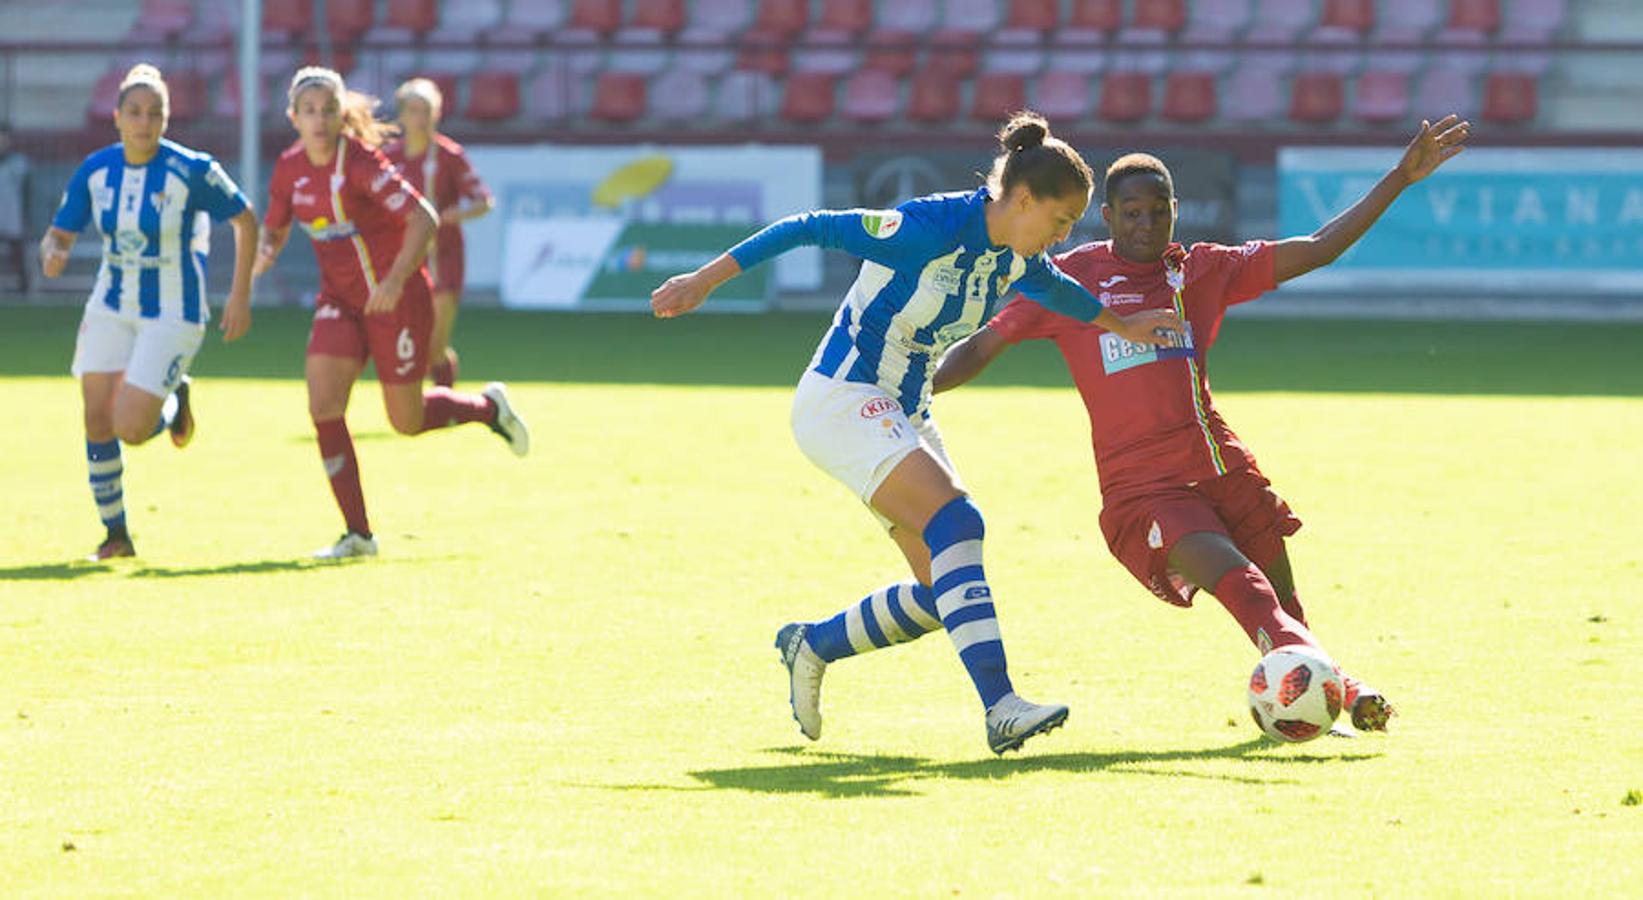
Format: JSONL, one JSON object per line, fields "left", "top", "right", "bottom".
{"left": 1006, "top": 0, "right": 1060, "bottom": 30}
{"left": 752, "top": 0, "right": 808, "bottom": 37}
{"left": 166, "top": 70, "right": 208, "bottom": 122}
{"left": 735, "top": 31, "right": 790, "bottom": 75}
{"left": 465, "top": 71, "right": 521, "bottom": 121}
{"left": 841, "top": 70, "right": 900, "bottom": 122}
{"left": 1069, "top": 0, "right": 1123, "bottom": 31}
{"left": 86, "top": 68, "right": 125, "bottom": 123}
{"left": 864, "top": 32, "right": 920, "bottom": 76}
{"left": 263, "top": 3, "right": 313, "bottom": 37}
{"left": 1289, "top": 71, "right": 1344, "bottom": 122}
{"left": 971, "top": 73, "right": 1027, "bottom": 122}
{"left": 1447, "top": 0, "right": 1501, "bottom": 32}
{"left": 1035, "top": 70, "right": 1093, "bottom": 118}
{"left": 780, "top": 73, "right": 836, "bottom": 123}
{"left": 591, "top": 73, "right": 647, "bottom": 121}
{"left": 1099, "top": 70, "right": 1153, "bottom": 122}
{"left": 929, "top": 0, "right": 998, "bottom": 78}
{"left": 1319, "top": 0, "right": 1374, "bottom": 32}
{"left": 1161, "top": 70, "right": 1216, "bottom": 122}
{"left": 568, "top": 0, "right": 624, "bottom": 34}
{"left": 1483, "top": 72, "right": 1537, "bottom": 123}
{"left": 632, "top": 0, "right": 685, "bottom": 32}
{"left": 1354, "top": 70, "right": 1411, "bottom": 123}
{"left": 1131, "top": 0, "right": 1186, "bottom": 32}
{"left": 385, "top": 0, "right": 440, "bottom": 33}
{"left": 907, "top": 70, "right": 961, "bottom": 122}
{"left": 128, "top": 0, "right": 196, "bottom": 40}
{"left": 816, "top": 0, "right": 873, "bottom": 33}
{"left": 326, "top": 0, "right": 375, "bottom": 43}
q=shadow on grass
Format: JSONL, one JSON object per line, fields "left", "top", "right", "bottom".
{"left": 601, "top": 740, "right": 1381, "bottom": 799}
{"left": 0, "top": 555, "right": 388, "bottom": 581}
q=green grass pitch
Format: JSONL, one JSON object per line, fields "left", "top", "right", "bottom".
{"left": 1, "top": 305, "right": 1639, "bottom": 894}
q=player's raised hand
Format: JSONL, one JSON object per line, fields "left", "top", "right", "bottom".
{"left": 1113, "top": 308, "right": 1187, "bottom": 347}
{"left": 1398, "top": 114, "right": 1471, "bottom": 184}
{"left": 650, "top": 271, "right": 713, "bottom": 318}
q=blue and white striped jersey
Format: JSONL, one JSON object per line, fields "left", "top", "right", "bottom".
{"left": 53, "top": 139, "right": 249, "bottom": 325}
{"left": 729, "top": 188, "right": 1105, "bottom": 419}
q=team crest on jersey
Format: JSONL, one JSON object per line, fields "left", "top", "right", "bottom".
{"left": 862, "top": 210, "right": 902, "bottom": 239}
{"left": 149, "top": 191, "right": 175, "bottom": 213}
{"left": 384, "top": 191, "right": 408, "bottom": 212}
{"left": 115, "top": 229, "right": 148, "bottom": 255}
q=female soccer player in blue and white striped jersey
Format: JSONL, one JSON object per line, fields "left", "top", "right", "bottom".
{"left": 652, "top": 112, "right": 1183, "bottom": 754}
{"left": 40, "top": 64, "right": 258, "bottom": 560}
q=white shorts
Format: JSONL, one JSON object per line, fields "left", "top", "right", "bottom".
{"left": 71, "top": 302, "right": 204, "bottom": 397}
{"left": 790, "top": 370, "right": 963, "bottom": 530}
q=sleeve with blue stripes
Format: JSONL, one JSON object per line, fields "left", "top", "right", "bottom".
{"left": 51, "top": 158, "right": 94, "bottom": 233}
{"left": 726, "top": 204, "right": 944, "bottom": 273}
{"left": 1014, "top": 254, "right": 1105, "bottom": 323}
{"left": 196, "top": 157, "right": 250, "bottom": 222}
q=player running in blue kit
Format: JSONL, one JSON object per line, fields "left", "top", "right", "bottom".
{"left": 39, "top": 64, "right": 258, "bottom": 560}
{"left": 652, "top": 113, "right": 1182, "bottom": 753}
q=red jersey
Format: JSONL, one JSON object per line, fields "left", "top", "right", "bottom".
{"left": 381, "top": 133, "right": 490, "bottom": 247}
{"left": 987, "top": 240, "right": 1277, "bottom": 502}
{"left": 265, "top": 135, "right": 430, "bottom": 306}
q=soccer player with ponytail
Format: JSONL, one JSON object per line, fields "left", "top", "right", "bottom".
{"left": 254, "top": 67, "right": 529, "bottom": 559}
{"left": 652, "top": 112, "right": 1184, "bottom": 754}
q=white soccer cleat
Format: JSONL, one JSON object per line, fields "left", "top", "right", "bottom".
{"left": 313, "top": 531, "right": 378, "bottom": 559}
{"left": 483, "top": 381, "right": 530, "bottom": 458}
{"left": 776, "top": 623, "right": 826, "bottom": 741}
{"left": 985, "top": 692, "right": 1069, "bottom": 755}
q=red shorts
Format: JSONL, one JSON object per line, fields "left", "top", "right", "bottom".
{"left": 1098, "top": 467, "right": 1302, "bottom": 608}
{"left": 306, "top": 278, "right": 433, "bottom": 385}
{"left": 427, "top": 234, "right": 465, "bottom": 297}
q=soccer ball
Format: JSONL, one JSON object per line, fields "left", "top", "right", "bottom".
{"left": 1247, "top": 645, "right": 1345, "bottom": 743}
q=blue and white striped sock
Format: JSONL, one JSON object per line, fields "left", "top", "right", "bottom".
{"left": 86, "top": 439, "right": 126, "bottom": 534}
{"left": 925, "top": 496, "right": 1013, "bottom": 709}
{"left": 805, "top": 581, "right": 943, "bottom": 663}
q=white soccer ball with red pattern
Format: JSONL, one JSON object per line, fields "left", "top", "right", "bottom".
{"left": 1247, "top": 645, "right": 1345, "bottom": 743}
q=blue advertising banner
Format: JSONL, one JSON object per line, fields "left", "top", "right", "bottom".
{"left": 1278, "top": 148, "right": 1643, "bottom": 293}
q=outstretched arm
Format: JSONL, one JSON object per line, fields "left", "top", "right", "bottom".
{"left": 934, "top": 327, "right": 1011, "bottom": 394}
{"left": 1274, "top": 115, "right": 1471, "bottom": 283}
{"left": 219, "top": 207, "right": 259, "bottom": 342}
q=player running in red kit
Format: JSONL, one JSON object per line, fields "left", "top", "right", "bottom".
{"left": 935, "top": 115, "right": 1473, "bottom": 734}
{"left": 253, "top": 67, "right": 528, "bottom": 559}
{"left": 382, "top": 78, "right": 494, "bottom": 388}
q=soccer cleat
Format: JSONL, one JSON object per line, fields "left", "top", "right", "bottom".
{"left": 88, "top": 530, "right": 136, "bottom": 561}
{"left": 313, "top": 531, "right": 378, "bottom": 560}
{"left": 483, "top": 382, "right": 530, "bottom": 458}
{"left": 1343, "top": 680, "right": 1396, "bottom": 732}
{"left": 776, "top": 623, "right": 826, "bottom": 740}
{"left": 168, "top": 376, "right": 194, "bottom": 448}
{"left": 985, "top": 693, "right": 1069, "bottom": 755}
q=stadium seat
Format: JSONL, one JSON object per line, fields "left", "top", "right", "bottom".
{"left": 568, "top": 0, "right": 625, "bottom": 34}
{"left": 1289, "top": 71, "right": 1345, "bottom": 123}
{"left": 526, "top": 63, "right": 582, "bottom": 121}
{"left": 1482, "top": 71, "right": 1537, "bottom": 123}
{"left": 1369, "top": 0, "right": 1440, "bottom": 43}
{"left": 127, "top": 0, "right": 195, "bottom": 41}
{"left": 326, "top": 0, "right": 375, "bottom": 44}
{"left": 930, "top": 0, "right": 1001, "bottom": 78}
{"left": 1068, "top": 0, "right": 1123, "bottom": 32}
{"left": 165, "top": 70, "right": 208, "bottom": 122}
{"left": 1501, "top": 0, "right": 1566, "bottom": 42}
{"left": 435, "top": 0, "right": 505, "bottom": 42}
{"left": 422, "top": 49, "right": 482, "bottom": 76}
{"left": 971, "top": 73, "right": 1027, "bottom": 122}
{"left": 631, "top": 0, "right": 686, "bottom": 33}
{"left": 751, "top": 0, "right": 807, "bottom": 37}
{"left": 906, "top": 69, "right": 961, "bottom": 122}
{"left": 714, "top": 70, "right": 778, "bottom": 122}
{"left": 1445, "top": 0, "right": 1502, "bottom": 34}
{"left": 1131, "top": 0, "right": 1186, "bottom": 32}
{"left": 365, "top": 0, "right": 439, "bottom": 43}
{"left": 607, "top": 36, "right": 672, "bottom": 76}
{"left": 1181, "top": 0, "right": 1252, "bottom": 43}
{"left": 982, "top": 44, "right": 1046, "bottom": 76}
{"left": 841, "top": 70, "right": 901, "bottom": 123}
{"left": 1034, "top": 70, "right": 1093, "bottom": 119}
{"left": 683, "top": 0, "right": 752, "bottom": 33}
{"left": 1247, "top": 0, "right": 1314, "bottom": 41}
{"left": 814, "top": 0, "right": 873, "bottom": 35}
{"left": 1051, "top": 0, "right": 1121, "bottom": 66}
{"left": 735, "top": 31, "right": 790, "bottom": 75}
{"left": 465, "top": 70, "right": 521, "bottom": 122}
{"left": 1414, "top": 66, "right": 1480, "bottom": 117}
{"left": 591, "top": 72, "right": 648, "bottom": 122}
{"left": 262, "top": 2, "right": 312, "bottom": 40}
{"left": 1221, "top": 56, "right": 1289, "bottom": 121}
{"left": 485, "top": 0, "right": 564, "bottom": 44}
{"left": 792, "top": 38, "right": 862, "bottom": 76}
{"left": 1004, "top": 0, "right": 1060, "bottom": 34}
{"left": 864, "top": 31, "right": 921, "bottom": 76}
{"left": 1161, "top": 70, "right": 1216, "bottom": 123}
{"left": 185, "top": 0, "right": 236, "bottom": 44}
{"left": 1318, "top": 0, "right": 1374, "bottom": 32}
{"left": 1098, "top": 70, "right": 1153, "bottom": 122}
{"left": 779, "top": 73, "right": 835, "bottom": 123}
{"left": 1354, "top": 70, "right": 1411, "bottom": 123}
{"left": 649, "top": 67, "right": 711, "bottom": 122}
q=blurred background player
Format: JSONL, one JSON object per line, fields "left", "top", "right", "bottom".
{"left": 0, "top": 123, "right": 28, "bottom": 293}
{"left": 253, "top": 67, "right": 528, "bottom": 560}
{"left": 383, "top": 78, "right": 494, "bottom": 388}
{"left": 934, "top": 115, "right": 1475, "bottom": 734}
{"left": 39, "top": 63, "right": 257, "bottom": 560}
{"left": 652, "top": 112, "right": 1183, "bottom": 754}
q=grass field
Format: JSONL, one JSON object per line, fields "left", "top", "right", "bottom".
{"left": 1, "top": 306, "right": 1639, "bottom": 895}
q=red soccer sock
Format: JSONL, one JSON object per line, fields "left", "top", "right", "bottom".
{"left": 417, "top": 387, "right": 495, "bottom": 434}
{"left": 430, "top": 348, "right": 458, "bottom": 388}
{"left": 1212, "top": 564, "right": 1319, "bottom": 654}
{"left": 314, "top": 417, "right": 370, "bottom": 536}
{"left": 1278, "top": 588, "right": 1309, "bottom": 628}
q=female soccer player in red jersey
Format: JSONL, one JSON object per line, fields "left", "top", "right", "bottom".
{"left": 253, "top": 67, "right": 528, "bottom": 559}
{"left": 382, "top": 78, "right": 494, "bottom": 388}
{"left": 935, "top": 115, "right": 1473, "bottom": 734}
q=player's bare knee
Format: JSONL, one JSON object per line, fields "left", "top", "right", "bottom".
{"left": 386, "top": 408, "right": 423, "bottom": 435}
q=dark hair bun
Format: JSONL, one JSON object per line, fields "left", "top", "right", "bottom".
{"left": 999, "top": 112, "right": 1050, "bottom": 153}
